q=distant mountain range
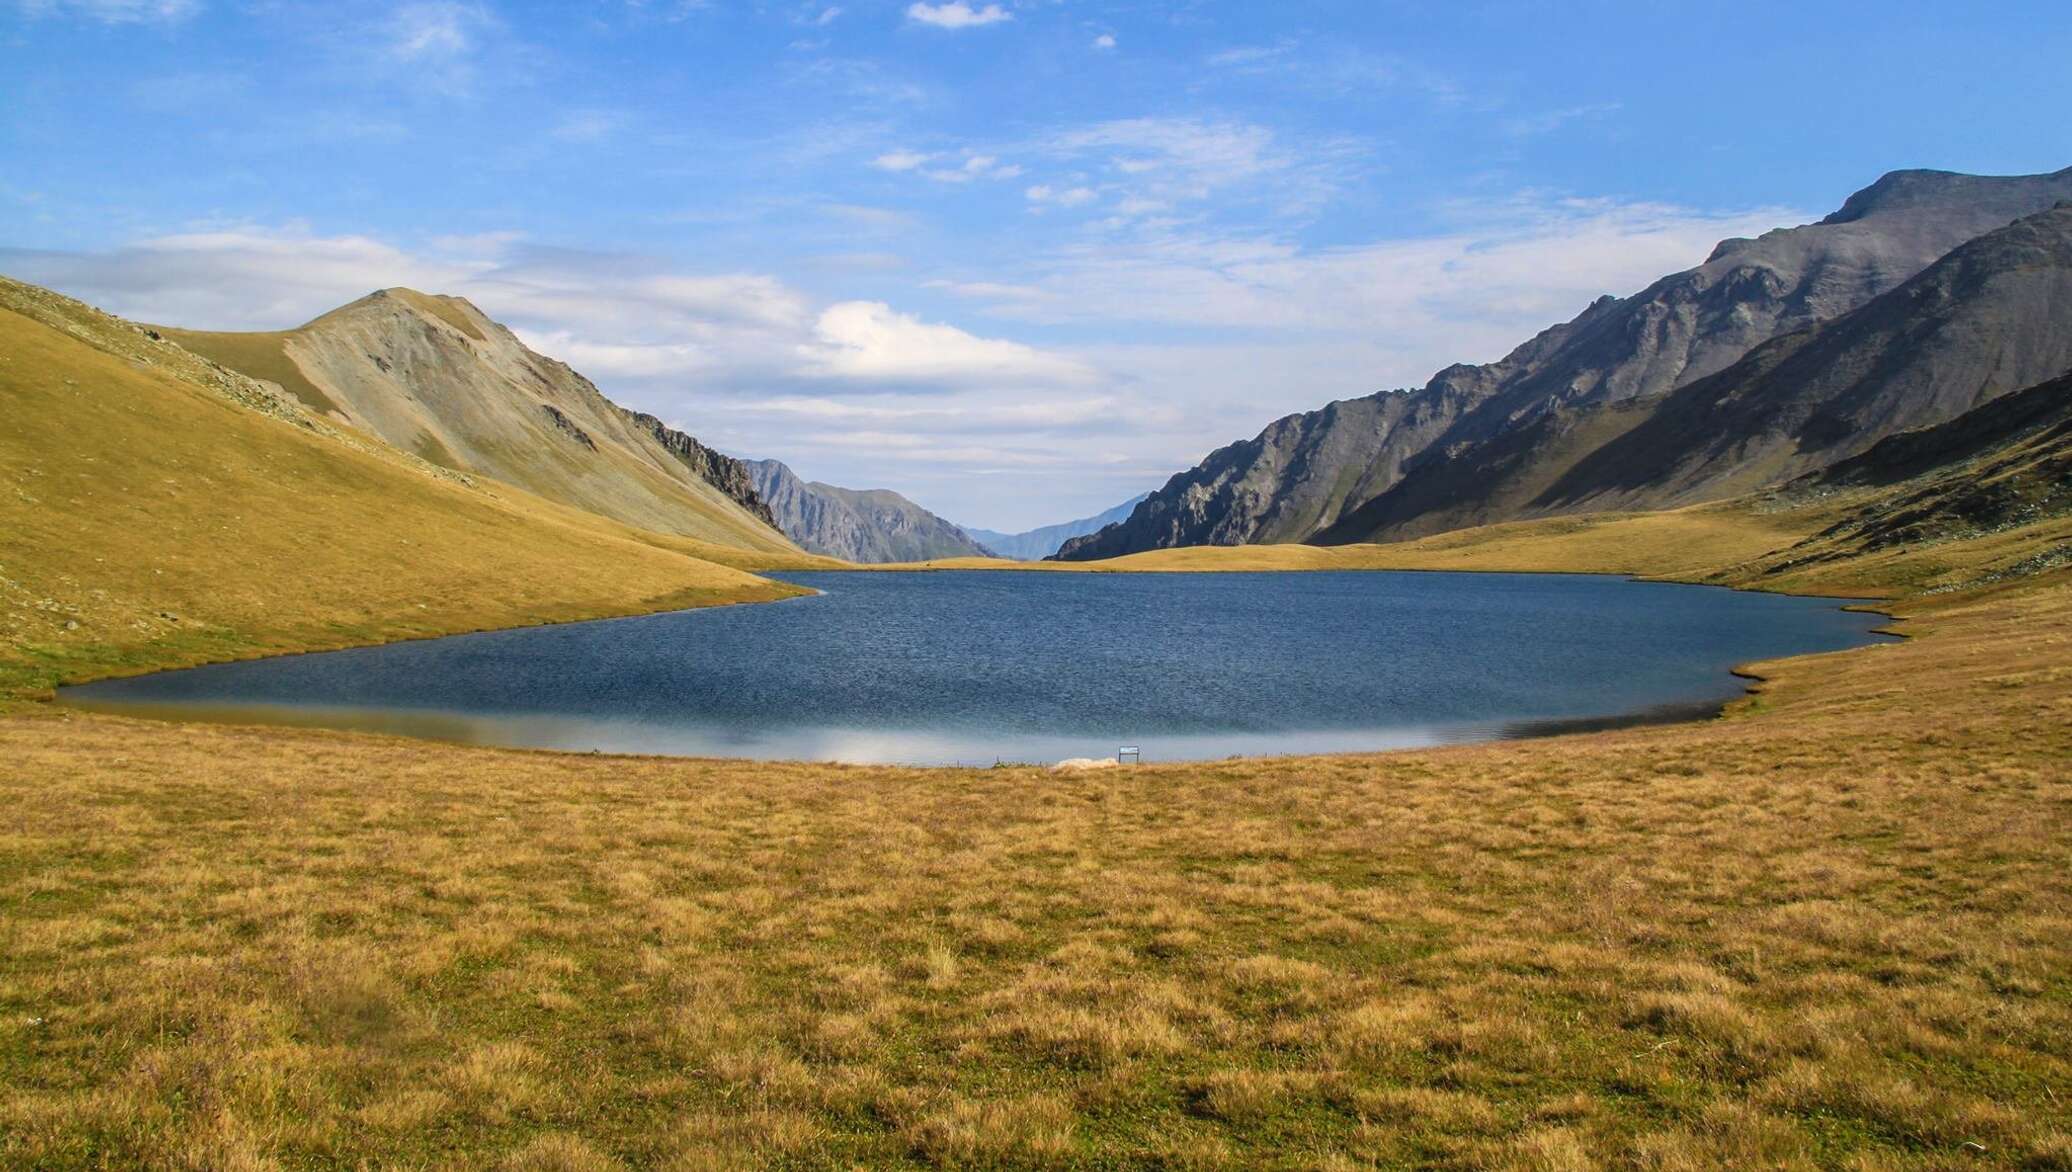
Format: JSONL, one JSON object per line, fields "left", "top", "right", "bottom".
{"left": 746, "top": 459, "right": 995, "bottom": 563}
{"left": 160, "top": 288, "right": 795, "bottom": 556}
{"left": 1057, "top": 167, "right": 2072, "bottom": 560}
{"left": 959, "top": 495, "right": 1149, "bottom": 560}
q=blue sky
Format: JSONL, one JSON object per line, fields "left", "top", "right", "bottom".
{"left": 4, "top": 1, "right": 2069, "bottom": 529}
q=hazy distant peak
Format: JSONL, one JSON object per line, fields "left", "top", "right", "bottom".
{"left": 746, "top": 459, "right": 994, "bottom": 563}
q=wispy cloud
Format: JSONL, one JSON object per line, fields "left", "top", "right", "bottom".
{"left": 1504, "top": 102, "right": 1622, "bottom": 137}
{"left": 870, "top": 149, "right": 931, "bottom": 172}
{"left": 16, "top": 0, "right": 198, "bottom": 22}
{"left": 549, "top": 109, "right": 623, "bottom": 143}
{"left": 1035, "top": 116, "right": 1362, "bottom": 224}
{"left": 380, "top": 2, "right": 507, "bottom": 96}
{"left": 871, "top": 149, "right": 1021, "bottom": 183}
{"left": 905, "top": 2, "right": 1011, "bottom": 30}
{"left": 1025, "top": 184, "right": 1096, "bottom": 208}
{"left": 923, "top": 153, "right": 1021, "bottom": 183}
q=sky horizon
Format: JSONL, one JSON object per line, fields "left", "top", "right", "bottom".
{"left": 5, "top": 1, "right": 2070, "bottom": 530}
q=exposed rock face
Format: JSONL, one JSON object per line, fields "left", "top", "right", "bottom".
{"left": 618, "top": 408, "right": 777, "bottom": 530}
{"left": 746, "top": 459, "right": 996, "bottom": 563}
{"left": 1317, "top": 202, "right": 2072, "bottom": 542}
{"left": 161, "top": 288, "right": 794, "bottom": 554}
{"left": 959, "top": 494, "right": 1149, "bottom": 560}
{"left": 1538, "top": 204, "right": 2072, "bottom": 507}
{"left": 1057, "top": 167, "right": 2072, "bottom": 560}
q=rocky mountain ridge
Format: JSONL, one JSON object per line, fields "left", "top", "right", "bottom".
{"left": 1057, "top": 166, "right": 2072, "bottom": 560}
{"left": 1316, "top": 201, "right": 2072, "bottom": 542}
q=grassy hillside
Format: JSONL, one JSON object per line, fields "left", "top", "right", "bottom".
{"left": 0, "top": 278, "right": 808, "bottom": 703}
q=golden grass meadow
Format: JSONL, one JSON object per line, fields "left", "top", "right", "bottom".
{"left": 2, "top": 283, "right": 2070, "bottom": 1167}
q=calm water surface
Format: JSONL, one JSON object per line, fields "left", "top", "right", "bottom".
{"left": 62, "top": 571, "right": 1891, "bottom": 764}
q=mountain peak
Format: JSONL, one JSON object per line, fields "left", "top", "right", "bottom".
{"left": 1820, "top": 164, "right": 2072, "bottom": 225}
{"left": 302, "top": 287, "right": 491, "bottom": 342}
{"left": 347, "top": 287, "right": 491, "bottom": 341}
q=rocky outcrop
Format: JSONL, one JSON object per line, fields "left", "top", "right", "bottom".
{"left": 618, "top": 408, "right": 776, "bottom": 529}
{"left": 159, "top": 288, "right": 795, "bottom": 554}
{"left": 747, "top": 459, "right": 995, "bottom": 563}
{"left": 1057, "top": 166, "right": 2072, "bottom": 560}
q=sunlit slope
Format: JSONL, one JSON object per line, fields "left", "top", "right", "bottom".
{"left": 0, "top": 278, "right": 802, "bottom": 700}
{"left": 159, "top": 287, "right": 798, "bottom": 555}
{"left": 879, "top": 506, "right": 1825, "bottom": 580}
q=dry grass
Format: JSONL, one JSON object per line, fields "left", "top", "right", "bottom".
{"left": 1, "top": 569, "right": 2066, "bottom": 1167}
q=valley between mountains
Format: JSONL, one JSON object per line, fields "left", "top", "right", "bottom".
{"left": 1, "top": 166, "right": 2067, "bottom": 1167}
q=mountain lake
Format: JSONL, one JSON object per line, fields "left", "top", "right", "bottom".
{"left": 61, "top": 570, "right": 1895, "bottom": 765}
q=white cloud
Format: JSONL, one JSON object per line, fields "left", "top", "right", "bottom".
{"left": 17, "top": 0, "right": 197, "bottom": 21}
{"left": 1025, "top": 184, "right": 1097, "bottom": 208}
{"left": 870, "top": 149, "right": 931, "bottom": 171}
{"left": 798, "top": 301, "right": 1097, "bottom": 389}
{"left": 921, "top": 153, "right": 1021, "bottom": 183}
{"left": 1091, "top": 33, "right": 1115, "bottom": 50}
{"left": 984, "top": 199, "right": 1805, "bottom": 341}
{"left": 905, "top": 2, "right": 1011, "bottom": 30}
{"left": 876, "top": 150, "right": 1021, "bottom": 184}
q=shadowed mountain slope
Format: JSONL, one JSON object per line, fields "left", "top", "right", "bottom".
{"left": 160, "top": 289, "right": 793, "bottom": 554}
{"left": 960, "top": 494, "right": 1149, "bottom": 560}
{"left": 1057, "top": 166, "right": 2072, "bottom": 560}
{"left": 1315, "top": 202, "right": 2072, "bottom": 543}
{"left": 746, "top": 459, "right": 995, "bottom": 563}
{"left": 1741, "top": 367, "right": 2072, "bottom": 586}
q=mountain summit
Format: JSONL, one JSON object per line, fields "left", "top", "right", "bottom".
{"left": 162, "top": 289, "right": 793, "bottom": 554}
